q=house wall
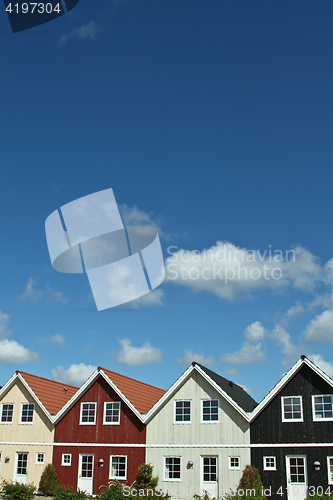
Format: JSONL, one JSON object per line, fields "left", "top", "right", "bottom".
{"left": 0, "top": 381, "right": 54, "bottom": 487}
{"left": 146, "top": 370, "right": 251, "bottom": 499}
{"left": 251, "top": 364, "right": 333, "bottom": 500}
{"left": 53, "top": 376, "right": 146, "bottom": 494}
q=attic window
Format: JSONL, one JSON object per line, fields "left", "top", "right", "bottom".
{"left": 104, "top": 401, "right": 121, "bottom": 425}
{"left": 281, "top": 396, "right": 303, "bottom": 422}
{"left": 202, "top": 400, "right": 219, "bottom": 422}
{"left": 312, "top": 395, "right": 333, "bottom": 420}
{"left": 80, "top": 402, "right": 97, "bottom": 425}
{"left": 1, "top": 403, "right": 14, "bottom": 423}
{"left": 20, "top": 403, "right": 34, "bottom": 424}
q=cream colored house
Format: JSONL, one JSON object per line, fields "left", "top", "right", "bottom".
{"left": 0, "top": 371, "right": 77, "bottom": 487}
{"left": 145, "top": 362, "right": 257, "bottom": 499}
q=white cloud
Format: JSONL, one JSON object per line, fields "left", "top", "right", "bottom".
{"left": 18, "top": 278, "right": 66, "bottom": 304}
{"left": 220, "top": 321, "right": 266, "bottom": 365}
{"left": 220, "top": 341, "right": 265, "bottom": 365}
{"left": 245, "top": 321, "right": 266, "bottom": 342}
{"left": 18, "top": 278, "right": 44, "bottom": 303}
{"left": 128, "top": 289, "right": 165, "bottom": 309}
{"left": 165, "top": 242, "right": 323, "bottom": 300}
{"left": 0, "top": 339, "right": 39, "bottom": 363}
{"left": 177, "top": 350, "right": 214, "bottom": 367}
{"left": 303, "top": 309, "right": 333, "bottom": 343}
{"left": 283, "top": 301, "right": 305, "bottom": 323}
{"left": 59, "top": 20, "right": 100, "bottom": 46}
{"left": 308, "top": 354, "right": 333, "bottom": 379}
{"left": 269, "top": 324, "right": 300, "bottom": 363}
{"left": 0, "top": 311, "right": 10, "bottom": 339}
{"left": 116, "top": 338, "right": 163, "bottom": 366}
{"left": 51, "top": 363, "right": 96, "bottom": 386}
{"left": 42, "top": 334, "right": 65, "bottom": 346}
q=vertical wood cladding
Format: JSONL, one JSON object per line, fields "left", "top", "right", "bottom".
{"left": 250, "top": 364, "right": 333, "bottom": 500}
{"left": 53, "top": 375, "right": 146, "bottom": 494}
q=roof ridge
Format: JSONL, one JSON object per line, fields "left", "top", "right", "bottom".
{"left": 17, "top": 371, "right": 79, "bottom": 389}
{"left": 99, "top": 367, "right": 165, "bottom": 392}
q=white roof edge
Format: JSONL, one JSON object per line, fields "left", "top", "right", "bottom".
{"left": 0, "top": 373, "right": 18, "bottom": 398}
{"left": 248, "top": 356, "right": 332, "bottom": 422}
{"left": 194, "top": 364, "right": 250, "bottom": 422}
{"left": 99, "top": 370, "right": 144, "bottom": 423}
{"left": 0, "top": 372, "right": 54, "bottom": 423}
{"left": 143, "top": 365, "right": 195, "bottom": 423}
{"left": 52, "top": 369, "right": 99, "bottom": 424}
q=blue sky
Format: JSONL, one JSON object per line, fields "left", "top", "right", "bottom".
{"left": 1, "top": 0, "right": 333, "bottom": 403}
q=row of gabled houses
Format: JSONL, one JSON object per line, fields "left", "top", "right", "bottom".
{"left": 1, "top": 355, "right": 333, "bottom": 500}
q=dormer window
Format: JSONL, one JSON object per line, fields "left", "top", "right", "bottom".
{"left": 281, "top": 396, "right": 303, "bottom": 422}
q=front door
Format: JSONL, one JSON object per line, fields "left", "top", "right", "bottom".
{"left": 201, "top": 456, "right": 218, "bottom": 497}
{"left": 78, "top": 454, "right": 94, "bottom": 494}
{"left": 14, "top": 453, "right": 28, "bottom": 484}
{"left": 286, "top": 455, "right": 307, "bottom": 500}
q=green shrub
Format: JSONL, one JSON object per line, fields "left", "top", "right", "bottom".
{"left": 98, "top": 481, "right": 127, "bottom": 500}
{"left": 53, "top": 485, "right": 88, "bottom": 500}
{"left": 133, "top": 464, "right": 158, "bottom": 490}
{"left": 38, "top": 463, "right": 59, "bottom": 496}
{"left": 1, "top": 480, "right": 36, "bottom": 500}
{"left": 223, "top": 465, "right": 266, "bottom": 500}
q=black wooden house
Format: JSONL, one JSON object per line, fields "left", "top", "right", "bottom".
{"left": 250, "top": 355, "right": 333, "bottom": 500}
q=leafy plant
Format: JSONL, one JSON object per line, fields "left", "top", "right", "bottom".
{"left": 133, "top": 464, "right": 158, "bottom": 490}
{"left": 223, "top": 465, "right": 266, "bottom": 500}
{"left": 53, "top": 485, "right": 89, "bottom": 500}
{"left": 1, "top": 480, "right": 36, "bottom": 500}
{"left": 38, "top": 463, "right": 59, "bottom": 496}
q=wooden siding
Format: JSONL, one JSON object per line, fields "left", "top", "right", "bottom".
{"left": 146, "top": 370, "right": 250, "bottom": 497}
{"left": 252, "top": 446, "right": 333, "bottom": 500}
{"left": 250, "top": 364, "right": 333, "bottom": 500}
{"left": 54, "top": 376, "right": 146, "bottom": 444}
{"left": 54, "top": 375, "right": 146, "bottom": 493}
{"left": 251, "top": 365, "right": 333, "bottom": 444}
{"left": 0, "top": 381, "right": 54, "bottom": 486}
{"left": 53, "top": 446, "right": 145, "bottom": 495}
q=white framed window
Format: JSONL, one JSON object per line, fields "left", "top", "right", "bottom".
{"left": 202, "top": 399, "right": 219, "bottom": 422}
{"left": 263, "top": 456, "right": 276, "bottom": 471}
{"left": 312, "top": 395, "right": 333, "bottom": 421}
{"left": 103, "top": 401, "right": 121, "bottom": 425}
{"left": 36, "top": 453, "right": 45, "bottom": 465}
{"left": 61, "top": 454, "right": 72, "bottom": 466}
{"left": 20, "top": 403, "right": 34, "bottom": 424}
{"left": 16, "top": 453, "right": 28, "bottom": 475}
{"left": 327, "top": 457, "right": 333, "bottom": 484}
{"left": 109, "top": 455, "right": 127, "bottom": 479}
{"left": 229, "top": 457, "right": 240, "bottom": 470}
{"left": 281, "top": 396, "right": 303, "bottom": 422}
{"left": 1, "top": 403, "right": 14, "bottom": 423}
{"left": 80, "top": 402, "right": 97, "bottom": 424}
{"left": 174, "top": 400, "right": 191, "bottom": 423}
{"left": 164, "top": 456, "right": 181, "bottom": 480}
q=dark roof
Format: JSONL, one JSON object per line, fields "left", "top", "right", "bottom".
{"left": 195, "top": 363, "right": 258, "bottom": 412}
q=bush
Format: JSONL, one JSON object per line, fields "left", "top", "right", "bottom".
{"left": 53, "top": 485, "right": 88, "bottom": 500}
{"left": 98, "top": 481, "right": 128, "bottom": 500}
{"left": 38, "top": 463, "right": 59, "bottom": 496}
{"left": 223, "top": 465, "right": 266, "bottom": 500}
{"left": 1, "top": 480, "right": 36, "bottom": 500}
{"left": 133, "top": 464, "right": 158, "bottom": 490}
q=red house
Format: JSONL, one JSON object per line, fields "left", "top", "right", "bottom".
{"left": 52, "top": 367, "right": 165, "bottom": 495}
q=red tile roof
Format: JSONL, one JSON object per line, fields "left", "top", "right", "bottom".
{"left": 17, "top": 371, "right": 78, "bottom": 415}
{"left": 100, "top": 367, "right": 166, "bottom": 414}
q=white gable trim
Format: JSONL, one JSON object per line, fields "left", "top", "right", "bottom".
{"left": 249, "top": 356, "right": 333, "bottom": 422}
{"left": 99, "top": 370, "right": 144, "bottom": 423}
{"left": 53, "top": 368, "right": 145, "bottom": 424}
{"left": 143, "top": 364, "right": 195, "bottom": 423}
{"left": 0, "top": 372, "right": 53, "bottom": 423}
{"left": 143, "top": 363, "right": 250, "bottom": 423}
